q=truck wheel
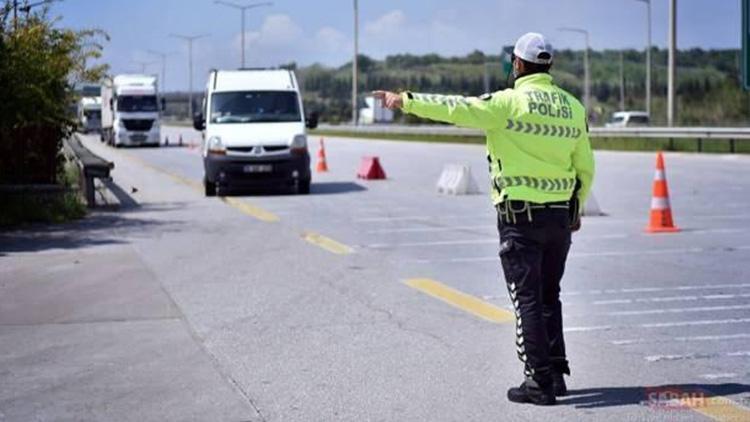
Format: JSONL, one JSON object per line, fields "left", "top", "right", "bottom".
{"left": 297, "top": 179, "right": 311, "bottom": 195}
{"left": 204, "top": 178, "right": 216, "bottom": 197}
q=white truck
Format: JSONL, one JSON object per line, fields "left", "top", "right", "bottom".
{"left": 77, "top": 96, "right": 102, "bottom": 134}
{"left": 101, "top": 74, "right": 163, "bottom": 147}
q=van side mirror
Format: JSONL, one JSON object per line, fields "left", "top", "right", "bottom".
{"left": 161, "top": 98, "right": 167, "bottom": 112}
{"left": 193, "top": 112, "right": 205, "bottom": 131}
{"left": 305, "top": 111, "right": 319, "bottom": 130}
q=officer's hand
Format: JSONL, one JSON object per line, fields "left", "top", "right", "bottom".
{"left": 373, "top": 90, "right": 403, "bottom": 110}
{"left": 571, "top": 218, "right": 582, "bottom": 232}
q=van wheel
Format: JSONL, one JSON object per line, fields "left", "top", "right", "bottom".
{"left": 204, "top": 179, "right": 216, "bottom": 197}
{"left": 297, "top": 179, "right": 311, "bottom": 195}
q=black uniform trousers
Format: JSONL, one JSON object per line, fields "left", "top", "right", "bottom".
{"left": 497, "top": 200, "right": 572, "bottom": 385}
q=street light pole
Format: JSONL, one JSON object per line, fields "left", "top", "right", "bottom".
{"left": 620, "top": 51, "right": 626, "bottom": 111}
{"left": 170, "top": 33, "right": 209, "bottom": 118}
{"left": 559, "top": 27, "right": 591, "bottom": 114}
{"left": 352, "top": 0, "right": 359, "bottom": 126}
{"left": 134, "top": 61, "right": 156, "bottom": 74}
{"left": 635, "top": 0, "right": 652, "bottom": 117}
{"left": 147, "top": 50, "right": 172, "bottom": 92}
{"left": 214, "top": 1, "right": 273, "bottom": 68}
{"left": 667, "top": 0, "right": 677, "bottom": 126}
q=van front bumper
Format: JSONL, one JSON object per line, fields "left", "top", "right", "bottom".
{"left": 203, "top": 151, "right": 311, "bottom": 190}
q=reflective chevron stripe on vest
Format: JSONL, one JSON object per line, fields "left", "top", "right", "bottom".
{"left": 506, "top": 119, "right": 582, "bottom": 139}
{"left": 494, "top": 175, "right": 577, "bottom": 192}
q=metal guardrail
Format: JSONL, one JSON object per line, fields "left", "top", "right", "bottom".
{"left": 63, "top": 135, "right": 114, "bottom": 207}
{"left": 317, "top": 124, "right": 750, "bottom": 152}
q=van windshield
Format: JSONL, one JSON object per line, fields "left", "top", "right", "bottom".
{"left": 117, "top": 95, "right": 158, "bottom": 112}
{"left": 210, "top": 91, "right": 301, "bottom": 124}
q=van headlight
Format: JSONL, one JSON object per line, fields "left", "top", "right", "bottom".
{"left": 290, "top": 134, "right": 307, "bottom": 154}
{"left": 207, "top": 136, "right": 226, "bottom": 155}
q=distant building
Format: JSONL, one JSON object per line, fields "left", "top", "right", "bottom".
{"left": 359, "top": 95, "right": 394, "bottom": 125}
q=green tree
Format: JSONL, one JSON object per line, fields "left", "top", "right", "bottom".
{"left": 0, "top": 2, "right": 108, "bottom": 184}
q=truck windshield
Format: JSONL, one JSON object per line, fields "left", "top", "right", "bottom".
{"left": 84, "top": 110, "right": 101, "bottom": 119}
{"left": 117, "top": 95, "right": 158, "bottom": 112}
{"left": 210, "top": 91, "right": 301, "bottom": 124}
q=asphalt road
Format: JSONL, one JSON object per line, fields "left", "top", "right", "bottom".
{"left": 2, "top": 126, "right": 750, "bottom": 421}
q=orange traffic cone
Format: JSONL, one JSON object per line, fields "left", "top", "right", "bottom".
{"left": 645, "top": 152, "right": 680, "bottom": 233}
{"left": 316, "top": 138, "right": 329, "bottom": 173}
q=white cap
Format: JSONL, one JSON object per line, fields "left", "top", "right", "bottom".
{"left": 513, "top": 32, "right": 553, "bottom": 65}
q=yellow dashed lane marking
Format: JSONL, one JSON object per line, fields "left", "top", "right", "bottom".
{"left": 303, "top": 232, "right": 354, "bottom": 255}
{"left": 690, "top": 394, "right": 750, "bottom": 422}
{"left": 405, "top": 278, "right": 514, "bottom": 323}
{"left": 221, "top": 197, "right": 280, "bottom": 223}
{"left": 120, "top": 151, "right": 279, "bottom": 223}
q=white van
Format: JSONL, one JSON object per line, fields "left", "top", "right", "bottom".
{"left": 193, "top": 69, "right": 317, "bottom": 196}
{"left": 605, "top": 111, "right": 650, "bottom": 128}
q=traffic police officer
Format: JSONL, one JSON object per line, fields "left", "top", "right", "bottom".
{"left": 374, "top": 32, "right": 595, "bottom": 406}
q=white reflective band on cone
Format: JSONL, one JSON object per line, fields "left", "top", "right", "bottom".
{"left": 654, "top": 169, "right": 666, "bottom": 181}
{"left": 651, "top": 197, "right": 671, "bottom": 210}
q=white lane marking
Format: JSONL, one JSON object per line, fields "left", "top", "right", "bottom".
{"left": 642, "top": 318, "right": 750, "bottom": 328}
{"left": 367, "top": 225, "right": 492, "bottom": 234}
{"left": 564, "top": 283, "right": 750, "bottom": 297}
{"left": 407, "top": 245, "right": 750, "bottom": 263}
{"left": 367, "top": 226, "right": 747, "bottom": 237}
{"left": 700, "top": 373, "right": 738, "bottom": 380}
{"left": 678, "top": 333, "right": 750, "bottom": 341}
{"left": 605, "top": 304, "right": 750, "bottom": 316}
{"left": 611, "top": 333, "right": 750, "bottom": 345}
{"left": 646, "top": 351, "right": 750, "bottom": 363}
{"left": 572, "top": 247, "right": 706, "bottom": 258}
{"left": 566, "top": 317, "right": 750, "bottom": 333}
{"left": 594, "top": 293, "right": 750, "bottom": 305}
{"left": 368, "top": 238, "right": 496, "bottom": 249}
{"left": 564, "top": 325, "right": 614, "bottom": 333}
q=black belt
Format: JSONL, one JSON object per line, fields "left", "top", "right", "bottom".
{"left": 496, "top": 200, "right": 570, "bottom": 224}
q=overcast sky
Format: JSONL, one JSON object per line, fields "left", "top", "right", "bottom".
{"left": 55, "top": 0, "right": 741, "bottom": 91}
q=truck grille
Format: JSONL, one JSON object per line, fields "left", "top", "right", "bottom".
{"left": 122, "top": 119, "right": 154, "bottom": 131}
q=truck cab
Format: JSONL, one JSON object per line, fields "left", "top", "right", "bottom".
{"left": 78, "top": 97, "right": 102, "bottom": 134}
{"left": 193, "top": 69, "right": 317, "bottom": 196}
{"left": 101, "top": 74, "right": 163, "bottom": 147}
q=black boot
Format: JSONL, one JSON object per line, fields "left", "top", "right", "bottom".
{"left": 507, "top": 379, "right": 556, "bottom": 405}
{"left": 552, "top": 372, "right": 567, "bottom": 397}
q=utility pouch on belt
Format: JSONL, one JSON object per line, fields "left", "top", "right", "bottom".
{"left": 569, "top": 179, "right": 582, "bottom": 228}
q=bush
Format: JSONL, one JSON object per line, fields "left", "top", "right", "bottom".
{"left": 0, "top": 3, "right": 107, "bottom": 185}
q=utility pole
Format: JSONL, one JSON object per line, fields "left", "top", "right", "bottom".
{"left": 635, "top": 0, "right": 652, "bottom": 116}
{"left": 214, "top": 1, "right": 272, "bottom": 68}
{"left": 620, "top": 51, "right": 626, "bottom": 111}
{"left": 667, "top": 0, "right": 677, "bottom": 126}
{"left": 134, "top": 61, "right": 155, "bottom": 74}
{"left": 147, "top": 50, "right": 172, "bottom": 92}
{"left": 17, "top": 0, "right": 61, "bottom": 22}
{"left": 170, "top": 33, "right": 209, "bottom": 118}
{"left": 559, "top": 27, "right": 591, "bottom": 114}
{"left": 352, "top": 0, "right": 359, "bottom": 126}
{"left": 483, "top": 62, "right": 491, "bottom": 93}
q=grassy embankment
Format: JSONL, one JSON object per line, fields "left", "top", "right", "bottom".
{"left": 0, "top": 160, "right": 86, "bottom": 228}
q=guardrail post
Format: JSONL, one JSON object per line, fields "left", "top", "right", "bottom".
{"left": 730, "top": 138, "right": 736, "bottom": 154}
{"left": 697, "top": 138, "right": 703, "bottom": 152}
{"left": 668, "top": 138, "right": 674, "bottom": 151}
{"left": 84, "top": 171, "right": 96, "bottom": 208}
